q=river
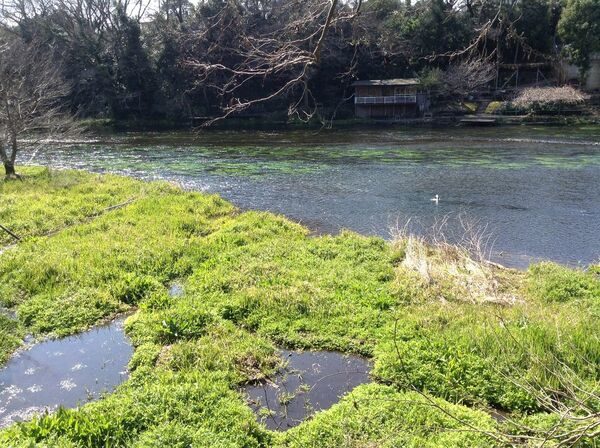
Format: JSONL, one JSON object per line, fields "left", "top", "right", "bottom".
{"left": 23, "top": 125, "right": 600, "bottom": 268}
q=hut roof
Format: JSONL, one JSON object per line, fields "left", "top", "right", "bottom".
{"left": 351, "top": 78, "right": 420, "bottom": 87}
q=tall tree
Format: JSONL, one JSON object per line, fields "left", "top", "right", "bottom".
{"left": 558, "top": 0, "right": 600, "bottom": 77}
{"left": 0, "top": 36, "right": 75, "bottom": 178}
{"left": 0, "top": 0, "right": 575, "bottom": 123}
{"left": 110, "top": 6, "right": 158, "bottom": 119}
{"left": 186, "top": 0, "right": 365, "bottom": 122}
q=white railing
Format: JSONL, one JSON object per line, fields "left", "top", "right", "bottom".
{"left": 355, "top": 95, "right": 417, "bottom": 105}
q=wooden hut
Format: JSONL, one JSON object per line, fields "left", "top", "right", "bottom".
{"left": 352, "top": 79, "right": 430, "bottom": 119}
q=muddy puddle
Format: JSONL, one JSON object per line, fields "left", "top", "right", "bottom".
{"left": 0, "top": 317, "right": 133, "bottom": 428}
{"left": 245, "top": 350, "right": 371, "bottom": 430}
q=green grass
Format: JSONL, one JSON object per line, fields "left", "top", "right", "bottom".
{"left": 0, "top": 168, "right": 598, "bottom": 446}
{"left": 525, "top": 261, "right": 600, "bottom": 303}
{"left": 276, "top": 384, "right": 496, "bottom": 447}
{"left": 0, "top": 167, "right": 152, "bottom": 246}
{"left": 0, "top": 312, "right": 22, "bottom": 365}
{"left": 373, "top": 299, "right": 600, "bottom": 412}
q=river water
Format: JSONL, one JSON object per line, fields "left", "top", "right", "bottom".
{"left": 23, "top": 125, "right": 600, "bottom": 268}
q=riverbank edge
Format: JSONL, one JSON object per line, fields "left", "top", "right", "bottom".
{"left": 80, "top": 113, "right": 600, "bottom": 132}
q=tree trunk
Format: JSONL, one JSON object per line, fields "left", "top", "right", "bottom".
{"left": 4, "top": 133, "right": 21, "bottom": 179}
{"left": 4, "top": 160, "right": 16, "bottom": 177}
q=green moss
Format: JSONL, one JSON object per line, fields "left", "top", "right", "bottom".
{"left": 1, "top": 370, "right": 271, "bottom": 448}
{"left": 501, "top": 412, "right": 600, "bottom": 447}
{"left": 276, "top": 384, "right": 496, "bottom": 447}
{"left": 0, "top": 189, "right": 235, "bottom": 337}
{"left": 0, "top": 313, "right": 22, "bottom": 364}
{"left": 18, "top": 287, "right": 124, "bottom": 336}
{"left": 128, "top": 343, "right": 162, "bottom": 371}
{"left": 0, "top": 167, "right": 152, "bottom": 246}
{"left": 159, "top": 320, "right": 279, "bottom": 383}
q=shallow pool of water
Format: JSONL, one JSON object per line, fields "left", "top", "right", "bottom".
{"left": 245, "top": 350, "right": 371, "bottom": 430}
{"left": 0, "top": 317, "right": 132, "bottom": 428}
{"left": 22, "top": 126, "right": 600, "bottom": 268}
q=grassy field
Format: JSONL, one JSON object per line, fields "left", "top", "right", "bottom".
{"left": 0, "top": 168, "right": 598, "bottom": 447}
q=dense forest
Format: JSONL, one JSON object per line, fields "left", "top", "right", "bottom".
{"left": 0, "top": 0, "right": 598, "bottom": 123}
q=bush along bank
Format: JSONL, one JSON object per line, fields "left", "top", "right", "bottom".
{"left": 0, "top": 168, "right": 598, "bottom": 447}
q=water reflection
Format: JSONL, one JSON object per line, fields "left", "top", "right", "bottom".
{"left": 245, "top": 350, "right": 371, "bottom": 430}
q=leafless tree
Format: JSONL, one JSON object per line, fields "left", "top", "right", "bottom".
{"left": 0, "top": 0, "right": 153, "bottom": 28}
{"left": 186, "top": 0, "right": 363, "bottom": 124}
{"left": 0, "top": 35, "right": 75, "bottom": 178}
{"left": 441, "top": 57, "right": 496, "bottom": 97}
{"left": 184, "top": 0, "right": 541, "bottom": 123}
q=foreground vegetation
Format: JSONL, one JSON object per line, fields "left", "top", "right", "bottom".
{"left": 0, "top": 168, "right": 598, "bottom": 447}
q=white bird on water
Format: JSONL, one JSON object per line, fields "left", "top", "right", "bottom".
{"left": 430, "top": 194, "right": 439, "bottom": 204}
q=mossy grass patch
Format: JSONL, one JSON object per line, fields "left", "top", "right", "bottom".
{"left": 0, "top": 168, "right": 598, "bottom": 446}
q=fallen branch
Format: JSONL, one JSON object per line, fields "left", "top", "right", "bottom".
{"left": 43, "top": 196, "right": 139, "bottom": 237}
{"left": 0, "top": 224, "right": 21, "bottom": 241}
{"left": 89, "top": 197, "right": 137, "bottom": 217}
{"left": 0, "top": 196, "right": 137, "bottom": 253}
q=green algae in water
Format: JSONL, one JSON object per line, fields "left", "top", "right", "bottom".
{"left": 206, "top": 160, "right": 326, "bottom": 176}
{"left": 20, "top": 128, "right": 600, "bottom": 268}
{"left": 534, "top": 155, "right": 600, "bottom": 169}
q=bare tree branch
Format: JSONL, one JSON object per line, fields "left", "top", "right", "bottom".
{"left": 0, "top": 33, "right": 78, "bottom": 177}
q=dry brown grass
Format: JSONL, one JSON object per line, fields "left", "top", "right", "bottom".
{"left": 511, "top": 86, "right": 590, "bottom": 107}
{"left": 391, "top": 214, "right": 522, "bottom": 305}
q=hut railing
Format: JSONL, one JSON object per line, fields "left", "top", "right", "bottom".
{"left": 355, "top": 95, "right": 417, "bottom": 105}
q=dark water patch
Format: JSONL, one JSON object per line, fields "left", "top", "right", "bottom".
{"left": 244, "top": 350, "right": 371, "bottom": 431}
{"left": 0, "top": 317, "right": 132, "bottom": 428}
{"left": 489, "top": 408, "right": 510, "bottom": 423}
{"left": 501, "top": 204, "right": 528, "bottom": 211}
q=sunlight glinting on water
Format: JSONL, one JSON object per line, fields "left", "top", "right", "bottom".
{"left": 22, "top": 127, "right": 600, "bottom": 268}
